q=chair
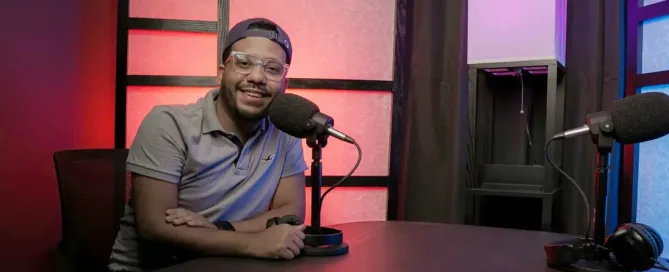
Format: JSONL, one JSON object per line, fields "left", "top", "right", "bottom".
{"left": 52, "top": 149, "right": 129, "bottom": 272}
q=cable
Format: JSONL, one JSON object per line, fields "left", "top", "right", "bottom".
{"left": 545, "top": 136, "right": 592, "bottom": 239}
{"left": 517, "top": 69, "right": 538, "bottom": 165}
{"left": 525, "top": 121, "right": 538, "bottom": 165}
{"left": 517, "top": 68, "right": 525, "bottom": 115}
{"left": 319, "top": 141, "right": 362, "bottom": 212}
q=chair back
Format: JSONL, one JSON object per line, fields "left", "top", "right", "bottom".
{"left": 53, "top": 148, "right": 129, "bottom": 271}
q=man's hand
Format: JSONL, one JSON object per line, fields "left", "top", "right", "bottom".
{"left": 165, "top": 208, "right": 217, "bottom": 229}
{"left": 246, "top": 224, "right": 307, "bottom": 260}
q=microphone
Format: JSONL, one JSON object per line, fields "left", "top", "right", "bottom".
{"left": 268, "top": 93, "right": 356, "bottom": 144}
{"left": 544, "top": 92, "right": 669, "bottom": 272}
{"left": 267, "top": 92, "right": 361, "bottom": 257}
{"left": 553, "top": 92, "right": 669, "bottom": 144}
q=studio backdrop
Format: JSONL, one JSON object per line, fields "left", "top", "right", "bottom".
{"left": 115, "top": 0, "right": 403, "bottom": 226}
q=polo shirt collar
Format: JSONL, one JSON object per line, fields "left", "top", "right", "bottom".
{"left": 202, "top": 88, "right": 270, "bottom": 135}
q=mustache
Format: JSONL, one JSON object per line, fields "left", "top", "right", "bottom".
{"left": 238, "top": 84, "right": 269, "bottom": 93}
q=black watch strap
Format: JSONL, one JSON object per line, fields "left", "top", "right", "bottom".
{"left": 266, "top": 217, "right": 280, "bottom": 229}
{"left": 214, "top": 221, "right": 236, "bottom": 231}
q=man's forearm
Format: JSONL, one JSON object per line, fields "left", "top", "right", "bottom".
{"left": 139, "top": 222, "right": 255, "bottom": 257}
{"left": 230, "top": 204, "right": 304, "bottom": 233}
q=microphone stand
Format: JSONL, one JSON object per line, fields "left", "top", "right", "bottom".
{"left": 302, "top": 124, "right": 349, "bottom": 257}
{"left": 545, "top": 112, "right": 619, "bottom": 272}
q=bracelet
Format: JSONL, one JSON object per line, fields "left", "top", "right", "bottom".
{"left": 214, "top": 221, "right": 236, "bottom": 231}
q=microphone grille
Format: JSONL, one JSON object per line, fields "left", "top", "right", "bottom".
{"left": 268, "top": 93, "right": 319, "bottom": 138}
{"left": 610, "top": 92, "right": 669, "bottom": 144}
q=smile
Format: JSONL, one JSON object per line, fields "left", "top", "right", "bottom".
{"left": 240, "top": 89, "right": 267, "bottom": 98}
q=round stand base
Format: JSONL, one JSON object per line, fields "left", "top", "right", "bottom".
{"left": 302, "top": 242, "right": 349, "bottom": 256}
{"left": 301, "top": 226, "right": 349, "bottom": 257}
{"left": 549, "top": 260, "right": 621, "bottom": 272}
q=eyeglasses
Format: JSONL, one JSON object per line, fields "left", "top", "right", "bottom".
{"left": 224, "top": 51, "right": 290, "bottom": 81}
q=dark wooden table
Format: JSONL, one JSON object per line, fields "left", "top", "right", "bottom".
{"left": 155, "top": 221, "right": 578, "bottom": 272}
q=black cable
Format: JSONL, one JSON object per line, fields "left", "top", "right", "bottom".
{"left": 545, "top": 136, "right": 592, "bottom": 239}
{"left": 319, "top": 141, "right": 362, "bottom": 212}
{"left": 517, "top": 69, "right": 538, "bottom": 165}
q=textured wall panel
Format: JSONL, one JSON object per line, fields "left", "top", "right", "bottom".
{"left": 640, "top": 15, "right": 669, "bottom": 74}
{"left": 129, "top": 0, "right": 218, "bottom": 21}
{"left": 125, "top": 86, "right": 212, "bottom": 147}
{"left": 127, "top": 30, "right": 218, "bottom": 76}
{"left": 304, "top": 187, "right": 388, "bottom": 226}
{"left": 229, "top": 0, "right": 395, "bottom": 80}
{"left": 288, "top": 89, "right": 392, "bottom": 176}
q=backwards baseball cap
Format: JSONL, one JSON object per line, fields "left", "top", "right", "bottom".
{"left": 222, "top": 18, "right": 293, "bottom": 64}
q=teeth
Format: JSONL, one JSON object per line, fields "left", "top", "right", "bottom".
{"left": 245, "top": 92, "right": 262, "bottom": 98}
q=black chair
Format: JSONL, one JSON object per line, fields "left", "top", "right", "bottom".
{"left": 52, "top": 149, "right": 129, "bottom": 272}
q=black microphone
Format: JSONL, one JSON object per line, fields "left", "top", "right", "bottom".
{"left": 553, "top": 92, "right": 669, "bottom": 144}
{"left": 544, "top": 92, "right": 669, "bottom": 272}
{"left": 267, "top": 92, "right": 359, "bottom": 257}
{"left": 268, "top": 93, "right": 356, "bottom": 144}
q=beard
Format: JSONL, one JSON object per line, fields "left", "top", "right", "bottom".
{"left": 219, "top": 82, "right": 271, "bottom": 122}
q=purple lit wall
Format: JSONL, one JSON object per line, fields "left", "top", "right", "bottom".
{"left": 467, "top": 0, "right": 567, "bottom": 65}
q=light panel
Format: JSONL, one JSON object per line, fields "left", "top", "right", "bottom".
{"left": 229, "top": 0, "right": 396, "bottom": 81}
{"left": 640, "top": 14, "right": 669, "bottom": 74}
{"left": 642, "top": 0, "right": 666, "bottom": 6}
{"left": 288, "top": 89, "right": 392, "bottom": 176}
{"left": 467, "top": 0, "right": 567, "bottom": 65}
{"left": 129, "top": 0, "right": 218, "bottom": 21}
{"left": 126, "top": 86, "right": 212, "bottom": 147}
{"left": 127, "top": 30, "right": 217, "bottom": 76}
{"left": 304, "top": 187, "right": 387, "bottom": 226}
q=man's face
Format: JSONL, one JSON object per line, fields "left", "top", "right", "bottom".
{"left": 217, "top": 37, "right": 288, "bottom": 121}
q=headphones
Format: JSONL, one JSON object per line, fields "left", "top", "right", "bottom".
{"left": 545, "top": 223, "right": 667, "bottom": 271}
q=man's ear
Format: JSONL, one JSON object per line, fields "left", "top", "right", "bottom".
{"left": 216, "top": 64, "right": 225, "bottom": 84}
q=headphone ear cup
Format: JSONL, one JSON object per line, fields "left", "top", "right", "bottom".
{"left": 640, "top": 223, "right": 664, "bottom": 255}
{"left": 606, "top": 223, "right": 659, "bottom": 271}
{"left": 632, "top": 223, "right": 663, "bottom": 258}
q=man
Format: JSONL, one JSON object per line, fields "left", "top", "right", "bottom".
{"left": 109, "top": 18, "right": 308, "bottom": 272}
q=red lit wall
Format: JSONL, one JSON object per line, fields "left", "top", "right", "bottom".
{"left": 229, "top": 0, "right": 396, "bottom": 81}
{"left": 125, "top": 0, "right": 396, "bottom": 226}
{"left": 127, "top": 30, "right": 218, "bottom": 76}
{"left": 0, "top": 0, "right": 117, "bottom": 270}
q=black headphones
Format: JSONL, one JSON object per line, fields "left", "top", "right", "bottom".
{"left": 545, "top": 223, "right": 667, "bottom": 271}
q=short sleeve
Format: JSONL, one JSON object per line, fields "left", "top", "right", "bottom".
{"left": 281, "top": 135, "right": 308, "bottom": 178}
{"left": 126, "top": 106, "right": 186, "bottom": 184}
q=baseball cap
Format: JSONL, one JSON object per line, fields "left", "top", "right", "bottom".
{"left": 222, "top": 18, "right": 293, "bottom": 64}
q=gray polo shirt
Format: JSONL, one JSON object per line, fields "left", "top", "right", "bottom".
{"left": 108, "top": 89, "right": 308, "bottom": 271}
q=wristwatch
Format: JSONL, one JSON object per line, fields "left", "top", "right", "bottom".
{"left": 214, "top": 220, "right": 236, "bottom": 231}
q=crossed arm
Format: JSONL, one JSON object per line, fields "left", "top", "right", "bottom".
{"left": 130, "top": 106, "right": 307, "bottom": 257}
{"left": 229, "top": 173, "right": 306, "bottom": 233}
{"left": 134, "top": 171, "right": 306, "bottom": 256}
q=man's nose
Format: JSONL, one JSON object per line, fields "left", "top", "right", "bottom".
{"left": 246, "top": 64, "right": 267, "bottom": 84}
